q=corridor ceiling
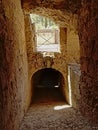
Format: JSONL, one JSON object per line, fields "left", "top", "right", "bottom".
{"left": 22, "top": 0, "right": 81, "bottom": 13}
{"left": 22, "top": 0, "right": 80, "bottom": 28}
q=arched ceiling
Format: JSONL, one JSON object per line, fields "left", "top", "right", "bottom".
{"left": 21, "top": 0, "right": 81, "bottom": 29}
{"left": 21, "top": 0, "right": 81, "bottom": 13}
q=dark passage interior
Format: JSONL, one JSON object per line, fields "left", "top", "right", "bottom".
{"left": 32, "top": 68, "right": 66, "bottom": 103}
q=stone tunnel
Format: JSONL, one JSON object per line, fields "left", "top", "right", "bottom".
{"left": 32, "top": 68, "right": 66, "bottom": 103}
{"left": 0, "top": 0, "right": 98, "bottom": 130}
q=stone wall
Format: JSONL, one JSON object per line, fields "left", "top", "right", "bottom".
{"left": 78, "top": 0, "right": 98, "bottom": 125}
{"left": 24, "top": 14, "right": 43, "bottom": 78}
{"left": 24, "top": 15, "right": 69, "bottom": 103}
{"left": 0, "top": 0, "right": 29, "bottom": 130}
{"left": 68, "top": 63, "right": 81, "bottom": 108}
{"left": 66, "top": 14, "right": 80, "bottom": 64}
{"left": 67, "top": 29, "right": 80, "bottom": 64}
{"left": 24, "top": 10, "right": 80, "bottom": 105}
{"left": 0, "top": 0, "right": 98, "bottom": 129}
{"left": 23, "top": 2, "right": 80, "bottom": 104}
{"left": 22, "top": 0, "right": 81, "bottom": 14}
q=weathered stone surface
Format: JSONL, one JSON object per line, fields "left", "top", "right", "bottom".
{"left": 0, "top": 0, "right": 98, "bottom": 130}
{"left": 78, "top": 0, "right": 98, "bottom": 125}
{"left": 0, "top": 0, "right": 29, "bottom": 130}
{"left": 67, "top": 28, "right": 80, "bottom": 63}
{"left": 24, "top": 15, "right": 69, "bottom": 103}
{"left": 22, "top": 0, "right": 80, "bottom": 29}
{"left": 24, "top": 12, "right": 80, "bottom": 106}
{"left": 22, "top": 0, "right": 81, "bottom": 13}
{"left": 30, "top": 7, "right": 71, "bottom": 27}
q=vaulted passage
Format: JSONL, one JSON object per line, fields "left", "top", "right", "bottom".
{"left": 1, "top": 0, "right": 98, "bottom": 130}
{"left": 32, "top": 68, "right": 66, "bottom": 103}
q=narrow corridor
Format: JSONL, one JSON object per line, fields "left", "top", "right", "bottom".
{"left": 19, "top": 88, "right": 92, "bottom": 130}
{"left": 19, "top": 101, "right": 92, "bottom": 130}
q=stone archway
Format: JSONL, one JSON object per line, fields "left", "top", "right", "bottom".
{"left": 31, "top": 68, "right": 66, "bottom": 103}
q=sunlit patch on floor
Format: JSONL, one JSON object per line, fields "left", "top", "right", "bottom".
{"left": 54, "top": 85, "right": 59, "bottom": 88}
{"left": 54, "top": 104, "right": 71, "bottom": 110}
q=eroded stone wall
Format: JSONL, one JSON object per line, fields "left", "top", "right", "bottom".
{"left": 0, "top": 0, "right": 29, "bottom": 130}
{"left": 24, "top": 15, "right": 69, "bottom": 102}
{"left": 78, "top": 0, "right": 98, "bottom": 125}
{"left": 67, "top": 28, "right": 80, "bottom": 63}
{"left": 22, "top": 0, "right": 81, "bottom": 14}
{"left": 24, "top": 7, "right": 80, "bottom": 104}
{"left": 0, "top": 0, "right": 98, "bottom": 129}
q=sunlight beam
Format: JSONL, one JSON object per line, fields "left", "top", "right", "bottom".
{"left": 68, "top": 66, "right": 72, "bottom": 106}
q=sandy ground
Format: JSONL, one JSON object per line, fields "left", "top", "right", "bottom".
{"left": 19, "top": 101, "right": 95, "bottom": 130}
{"left": 19, "top": 88, "right": 96, "bottom": 130}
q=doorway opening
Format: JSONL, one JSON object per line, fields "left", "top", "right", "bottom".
{"left": 31, "top": 68, "right": 66, "bottom": 103}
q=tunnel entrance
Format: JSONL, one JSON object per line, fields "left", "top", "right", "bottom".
{"left": 32, "top": 68, "right": 66, "bottom": 103}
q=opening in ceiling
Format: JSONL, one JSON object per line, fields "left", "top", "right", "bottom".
{"left": 30, "top": 14, "right": 60, "bottom": 57}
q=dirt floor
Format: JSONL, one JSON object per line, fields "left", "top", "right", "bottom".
{"left": 19, "top": 88, "right": 96, "bottom": 130}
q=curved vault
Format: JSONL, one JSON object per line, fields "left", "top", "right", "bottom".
{"left": 22, "top": 0, "right": 79, "bottom": 30}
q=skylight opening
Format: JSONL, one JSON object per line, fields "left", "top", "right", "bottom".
{"left": 30, "top": 14, "right": 61, "bottom": 56}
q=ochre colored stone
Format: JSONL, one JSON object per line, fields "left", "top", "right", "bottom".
{"left": 0, "top": 0, "right": 98, "bottom": 130}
